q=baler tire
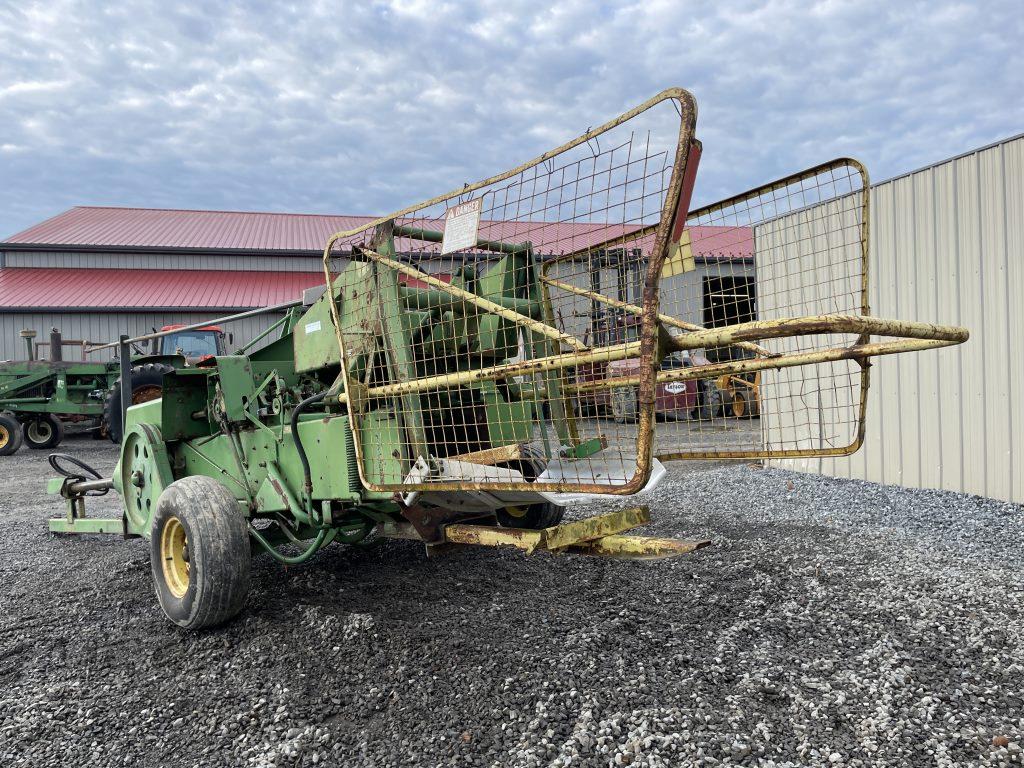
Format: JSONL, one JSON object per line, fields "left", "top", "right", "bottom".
{"left": 495, "top": 444, "right": 565, "bottom": 530}
{"left": 150, "top": 476, "right": 250, "bottom": 631}
{"left": 23, "top": 414, "right": 64, "bottom": 450}
{"left": 104, "top": 363, "right": 175, "bottom": 444}
{"left": 0, "top": 413, "right": 23, "bottom": 456}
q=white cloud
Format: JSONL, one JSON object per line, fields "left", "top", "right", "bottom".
{"left": 0, "top": 0, "right": 1020, "bottom": 236}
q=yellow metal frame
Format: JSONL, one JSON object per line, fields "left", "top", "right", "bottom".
{"left": 323, "top": 87, "right": 699, "bottom": 495}
{"left": 317, "top": 87, "right": 968, "bottom": 492}
{"left": 380, "top": 507, "right": 711, "bottom": 560}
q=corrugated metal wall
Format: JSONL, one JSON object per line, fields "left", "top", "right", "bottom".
{"left": 770, "top": 134, "right": 1024, "bottom": 504}
{"left": 1, "top": 251, "right": 324, "bottom": 272}
{"left": 0, "top": 311, "right": 286, "bottom": 362}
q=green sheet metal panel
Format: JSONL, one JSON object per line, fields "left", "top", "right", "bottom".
{"left": 294, "top": 264, "right": 377, "bottom": 374}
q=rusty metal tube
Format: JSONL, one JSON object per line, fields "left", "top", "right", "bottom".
{"left": 332, "top": 314, "right": 966, "bottom": 404}
{"left": 49, "top": 328, "right": 62, "bottom": 362}
{"left": 356, "top": 246, "right": 586, "bottom": 351}
{"left": 570, "top": 336, "right": 964, "bottom": 393}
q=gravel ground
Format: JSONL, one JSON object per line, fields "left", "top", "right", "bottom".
{"left": 0, "top": 436, "right": 1022, "bottom": 767}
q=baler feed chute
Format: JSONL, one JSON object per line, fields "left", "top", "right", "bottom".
{"left": 317, "top": 88, "right": 965, "bottom": 498}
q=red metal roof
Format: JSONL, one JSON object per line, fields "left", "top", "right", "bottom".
{"left": 0, "top": 268, "right": 324, "bottom": 310}
{"left": 4, "top": 207, "right": 372, "bottom": 253}
{"left": 3, "top": 206, "right": 753, "bottom": 260}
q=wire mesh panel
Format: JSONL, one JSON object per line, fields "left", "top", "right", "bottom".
{"left": 320, "top": 90, "right": 697, "bottom": 494}
{"left": 309, "top": 89, "right": 963, "bottom": 499}
{"left": 653, "top": 160, "right": 870, "bottom": 459}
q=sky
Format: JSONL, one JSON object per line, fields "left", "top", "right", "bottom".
{"left": 0, "top": 0, "right": 1021, "bottom": 238}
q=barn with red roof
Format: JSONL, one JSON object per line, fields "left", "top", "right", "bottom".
{"left": 0, "top": 205, "right": 753, "bottom": 360}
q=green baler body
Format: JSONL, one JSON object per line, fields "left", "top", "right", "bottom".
{"left": 112, "top": 242, "right": 545, "bottom": 541}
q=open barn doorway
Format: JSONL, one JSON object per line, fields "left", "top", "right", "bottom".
{"left": 702, "top": 276, "right": 756, "bottom": 363}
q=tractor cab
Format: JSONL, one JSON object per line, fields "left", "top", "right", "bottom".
{"left": 155, "top": 325, "right": 229, "bottom": 362}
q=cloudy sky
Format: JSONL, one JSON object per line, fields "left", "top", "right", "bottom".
{"left": 0, "top": 0, "right": 1020, "bottom": 238}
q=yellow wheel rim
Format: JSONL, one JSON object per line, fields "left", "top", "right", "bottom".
{"left": 160, "top": 516, "right": 190, "bottom": 598}
{"left": 0, "top": 426, "right": 8, "bottom": 449}
{"left": 733, "top": 392, "right": 746, "bottom": 418}
{"left": 504, "top": 505, "right": 528, "bottom": 519}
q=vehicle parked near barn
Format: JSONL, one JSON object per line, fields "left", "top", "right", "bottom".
{"left": 0, "top": 325, "right": 229, "bottom": 454}
{"left": 608, "top": 351, "right": 721, "bottom": 422}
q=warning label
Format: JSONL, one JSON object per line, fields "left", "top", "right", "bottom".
{"left": 441, "top": 198, "right": 482, "bottom": 255}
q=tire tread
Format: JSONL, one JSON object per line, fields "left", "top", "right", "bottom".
{"left": 151, "top": 476, "right": 250, "bottom": 630}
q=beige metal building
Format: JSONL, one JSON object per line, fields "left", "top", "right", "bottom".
{"left": 769, "top": 133, "right": 1024, "bottom": 504}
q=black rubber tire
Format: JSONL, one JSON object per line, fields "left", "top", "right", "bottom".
{"left": 692, "top": 381, "right": 723, "bottom": 421}
{"left": 611, "top": 387, "right": 639, "bottom": 424}
{"left": 0, "top": 413, "right": 23, "bottom": 456}
{"left": 495, "top": 445, "right": 565, "bottom": 530}
{"left": 23, "top": 414, "right": 64, "bottom": 450}
{"left": 104, "top": 363, "right": 175, "bottom": 444}
{"left": 150, "top": 476, "right": 251, "bottom": 630}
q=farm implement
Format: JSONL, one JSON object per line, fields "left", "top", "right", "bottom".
{"left": 47, "top": 88, "right": 967, "bottom": 629}
{"left": 0, "top": 324, "right": 231, "bottom": 454}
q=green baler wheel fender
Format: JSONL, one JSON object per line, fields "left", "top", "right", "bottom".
{"left": 119, "top": 423, "right": 174, "bottom": 537}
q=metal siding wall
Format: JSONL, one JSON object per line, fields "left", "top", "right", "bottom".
{"left": 0, "top": 312, "right": 285, "bottom": 362}
{"left": 1007, "top": 139, "right": 1024, "bottom": 503}
{"left": 772, "top": 135, "right": 1023, "bottom": 503}
{"left": 3, "top": 251, "right": 324, "bottom": 272}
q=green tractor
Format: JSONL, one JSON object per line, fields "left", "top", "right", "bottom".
{"left": 47, "top": 89, "right": 966, "bottom": 630}
{"left": 0, "top": 324, "right": 229, "bottom": 455}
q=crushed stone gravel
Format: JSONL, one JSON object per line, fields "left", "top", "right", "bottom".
{"left": 0, "top": 436, "right": 1021, "bottom": 767}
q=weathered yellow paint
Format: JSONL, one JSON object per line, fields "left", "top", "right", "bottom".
{"left": 451, "top": 443, "right": 524, "bottom": 467}
{"left": 415, "top": 507, "right": 705, "bottom": 562}
{"left": 542, "top": 507, "right": 650, "bottom": 551}
{"left": 568, "top": 534, "right": 710, "bottom": 560}
{"left": 661, "top": 229, "right": 695, "bottom": 277}
{"left": 443, "top": 523, "right": 544, "bottom": 554}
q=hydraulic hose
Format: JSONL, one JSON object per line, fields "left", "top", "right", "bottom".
{"left": 48, "top": 453, "right": 110, "bottom": 496}
{"left": 248, "top": 524, "right": 338, "bottom": 565}
{"left": 290, "top": 390, "right": 327, "bottom": 504}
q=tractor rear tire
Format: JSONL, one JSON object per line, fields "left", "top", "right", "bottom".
{"left": 692, "top": 381, "right": 723, "bottom": 421}
{"left": 23, "top": 414, "right": 64, "bottom": 450}
{"left": 610, "top": 387, "right": 639, "bottom": 423}
{"left": 495, "top": 444, "right": 565, "bottom": 530}
{"left": 0, "top": 413, "right": 23, "bottom": 456}
{"left": 104, "top": 362, "right": 175, "bottom": 444}
{"left": 150, "top": 476, "right": 251, "bottom": 630}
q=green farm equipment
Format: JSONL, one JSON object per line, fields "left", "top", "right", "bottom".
{"left": 0, "top": 325, "right": 231, "bottom": 454}
{"left": 47, "top": 89, "right": 967, "bottom": 630}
